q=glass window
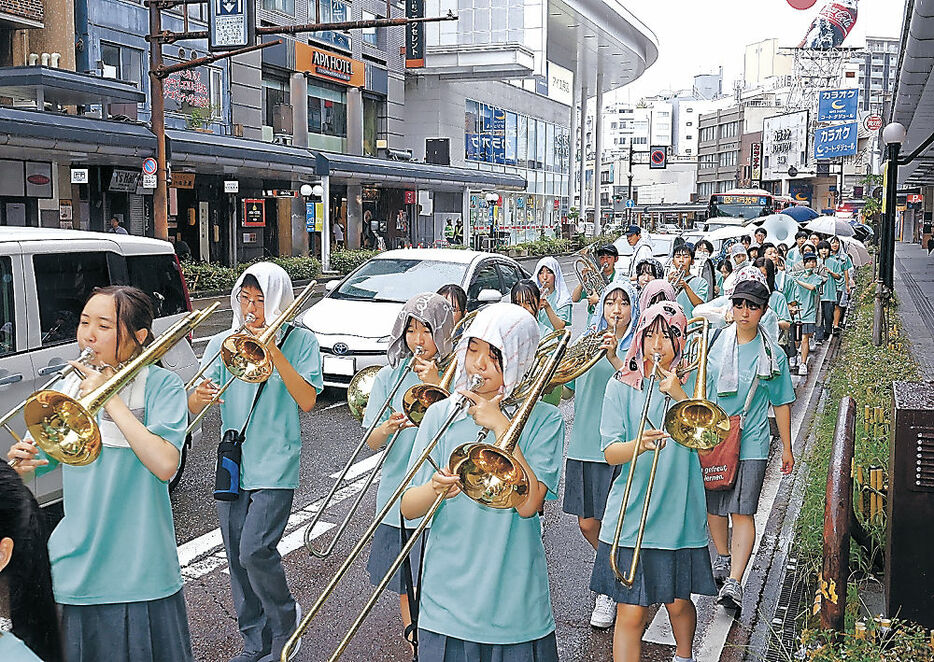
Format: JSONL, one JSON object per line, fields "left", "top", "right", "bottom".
{"left": 517, "top": 114, "right": 528, "bottom": 167}
{"left": 526, "top": 117, "right": 536, "bottom": 169}
{"left": 34, "top": 252, "right": 112, "bottom": 347}
{"left": 264, "top": 0, "right": 294, "bottom": 14}
{"left": 496, "top": 262, "right": 521, "bottom": 295}
{"left": 210, "top": 69, "right": 223, "bottom": 119}
{"left": 332, "top": 259, "right": 468, "bottom": 303}
{"left": 312, "top": 0, "right": 350, "bottom": 50}
{"left": 307, "top": 82, "right": 346, "bottom": 137}
{"left": 505, "top": 111, "right": 517, "bottom": 166}
{"left": 363, "top": 96, "right": 384, "bottom": 157}
{"left": 362, "top": 11, "right": 379, "bottom": 46}
{"left": 536, "top": 119, "right": 545, "bottom": 170}
{"left": 545, "top": 122, "right": 554, "bottom": 172}
{"left": 466, "top": 263, "right": 501, "bottom": 308}
{"left": 263, "top": 75, "right": 290, "bottom": 130}
{"left": 126, "top": 254, "right": 188, "bottom": 318}
{"left": 0, "top": 257, "right": 15, "bottom": 356}
{"left": 465, "top": 99, "right": 480, "bottom": 161}
{"left": 101, "top": 42, "right": 143, "bottom": 89}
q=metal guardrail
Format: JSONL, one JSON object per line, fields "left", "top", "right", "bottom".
{"left": 820, "top": 396, "right": 856, "bottom": 633}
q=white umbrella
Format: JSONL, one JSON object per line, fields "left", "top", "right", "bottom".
{"left": 840, "top": 237, "right": 871, "bottom": 267}
{"left": 805, "top": 216, "right": 855, "bottom": 237}
{"left": 705, "top": 225, "right": 751, "bottom": 242}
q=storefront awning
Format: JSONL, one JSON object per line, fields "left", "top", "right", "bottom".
{"left": 0, "top": 107, "right": 155, "bottom": 162}
{"left": 314, "top": 151, "right": 527, "bottom": 191}
{"left": 0, "top": 66, "right": 145, "bottom": 108}
{"left": 166, "top": 130, "right": 318, "bottom": 177}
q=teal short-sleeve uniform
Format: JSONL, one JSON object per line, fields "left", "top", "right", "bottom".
{"left": 537, "top": 290, "right": 572, "bottom": 338}
{"left": 706, "top": 336, "right": 795, "bottom": 460}
{"left": 787, "top": 246, "right": 802, "bottom": 267}
{"left": 0, "top": 631, "right": 43, "bottom": 662}
{"left": 362, "top": 362, "right": 422, "bottom": 526}
{"left": 200, "top": 323, "right": 323, "bottom": 490}
{"left": 567, "top": 357, "right": 618, "bottom": 463}
{"left": 764, "top": 291, "right": 790, "bottom": 343}
{"left": 676, "top": 275, "right": 709, "bottom": 320}
{"left": 405, "top": 398, "right": 564, "bottom": 644}
{"left": 597, "top": 376, "right": 708, "bottom": 550}
{"left": 35, "top": 366, "right": 188, "bottom": 604}
{"left": 821, "top": 256, "right": 844, "bottom": 302}
{"left": 793, "top": 271, "right": 824, "bottom": 324}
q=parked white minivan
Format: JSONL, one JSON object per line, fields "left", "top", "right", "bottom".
{"left": 0, "top": 228, "right": 202, "bottom": 505}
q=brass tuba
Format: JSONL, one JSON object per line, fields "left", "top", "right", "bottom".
{"left": 21, "top": 304, "right": 219, "bottom": 466}
{"left": 574, "top": 244, "right": 609, "bottom": 298}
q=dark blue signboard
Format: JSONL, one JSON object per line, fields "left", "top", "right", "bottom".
{"left": 817, "top": 89, "right": 859, "bottom": 122}
{"left": 491, "top": 107, "right": 506, "bottom": 164}
{"left": 814, "top": 122, "right": 858, "bottom": 159}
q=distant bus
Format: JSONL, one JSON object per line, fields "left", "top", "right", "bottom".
{"left": 707, "top": 189, "right": 795, "bottom": 223}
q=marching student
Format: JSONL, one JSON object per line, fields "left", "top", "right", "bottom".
{"left": 816, "top": 240, "right": 844, "bottom": 342}
{"left": 716, "top": 259, "right": 733, "bottom": 297}
{"left": 670, "top": 243, "right": 709, "bottom": 318}
{"left": 572, "top": 243, "right": 621, "bottom": 325}
{"left": 8, "top": 286, "right": 193, "bottom": 662}
{"left": 786, "top": 230, "right": 809, "bottom": 266}
{"left": 754, "top": 257, "right": 791, "bottom": 344}
{"left": 593, "top": 301, "right": 715, "bottom": 662}
{"left": 362, "top": 293, "right": 455, "bottom": 640}
{"left": 436, "top": 284, "right": 467, "bottom": 326}
{"left": 634, "top": 257, "right": 664, "bottom": 291}
{"left": 705, "top": 277, "right": 795, "bottom": 611}
{"left": 791, "top": 252, "right": 825, "bottom": 376}
{"left": 534, "top": 256, "right": 573, "bottom": 337}
{"left": 639, "top": 279, "right": 676, "bottom": 313}
{"left": 401, "top": 303, "right": 565, "bottom": 662}
{"left": 189, "top": 263, "right": 322, "bottom": 662}
{"left": 512, "top": 278, "right": 542, "bottom": 318}
{"left": 562, "top": 282, "right": 640, "bottom": 629}
{"left": 0, "top": 462, "right": 61, "bottom": 662}
{"left": 828, "top": 236, "right": 853, "bottom": 335}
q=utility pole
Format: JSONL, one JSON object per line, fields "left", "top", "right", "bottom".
{"left": 627, "top": 142, "right": 634, "bottom": 224}
{"left": 145, "top": 1, "right": 456, "bottom": 242}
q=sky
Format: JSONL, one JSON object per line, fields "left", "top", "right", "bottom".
{"left": 609, "top": 0, "right": 907, "bottom": 103}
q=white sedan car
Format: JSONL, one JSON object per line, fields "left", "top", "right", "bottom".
{"left": 612, "top": 232, "right": 677, "bottom": 278}
{"left": 298, "top": 248, "right": 529, "bottom": 388}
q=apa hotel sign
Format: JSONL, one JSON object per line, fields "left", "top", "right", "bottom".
{"left": 296, "top": 43, "right": 365, "bottom": 87}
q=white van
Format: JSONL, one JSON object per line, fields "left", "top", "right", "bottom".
{"left": 0, "top": 228, "right": 202, "bottom": 505}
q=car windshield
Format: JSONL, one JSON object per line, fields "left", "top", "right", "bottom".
{"left": 332, "top": 258, "right": 468, "bottom": 303}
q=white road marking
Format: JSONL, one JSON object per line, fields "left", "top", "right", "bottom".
{"left": 192, "top": 336, "right": 211, "bottom": 346}
{"left": 643, "top": 342, "right": 830, "bottom": 655}
{"left": 325, "top": 401, "right": 348, "bottom": 410}
{"left": 178, "top": 453, "right": 383, "bottom": 584}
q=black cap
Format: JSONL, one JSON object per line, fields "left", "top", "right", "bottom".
{"left": 732, "top": 280, "right": 770, "bottom": 306}
{"left": 803, "top": 252, "right": 818, "bottom": 263}
{"left": 625, "top": 224, "right": 641, "bottom": 236}
{"left": 595, "top": 243, "right": 619, "bottom": 257}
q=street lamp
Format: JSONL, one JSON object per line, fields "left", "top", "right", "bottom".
{"left": 873, "top": 122, "right": 906, "bottom": 346}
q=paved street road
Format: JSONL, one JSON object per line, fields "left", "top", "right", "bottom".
{"left": 173, "top": 257, "right": 820, "bottom": 661}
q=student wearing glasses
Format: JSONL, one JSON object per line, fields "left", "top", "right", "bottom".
{"left": 189, "top": 263, "right": 323, "bottom": 662}
{"left": 703, "top": 271, "right": 795, "bottom": 613}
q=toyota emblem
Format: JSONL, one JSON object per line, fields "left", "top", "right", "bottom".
{"left": 332, "top": 342, "right": 349, "bottom": 356}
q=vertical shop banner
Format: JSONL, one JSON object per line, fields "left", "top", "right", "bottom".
{"left": 750, "top": 142, "right": 762, "bottom": 185}
{"left": 405, "top": 0, "right": 425, "bottom": 68}
{"left": 491, "top": 107, "right": 506, "bottom": 164}
{"left": 243, "top": 199, "right": 265, "bottom": 227}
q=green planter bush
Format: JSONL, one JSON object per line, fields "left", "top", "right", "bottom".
{"left": 330, "top": 249, "right": 379, "bottom": 275}
{"left": 182, "top": 255, "right": 321, "bottom": 293}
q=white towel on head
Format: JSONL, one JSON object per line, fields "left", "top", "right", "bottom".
{"left": 450, "top": 303, "right": 539, "bottom": 408}
{"left": 229, "top": 262, "right": 294, "bottom": 331}
{"left": 534, "top": 256, "right": 573, "bottom": 311}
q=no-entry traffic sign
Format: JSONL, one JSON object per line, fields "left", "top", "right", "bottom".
{"left": 864, "top": 114, "right": 883, "bottom": 132}
{"left": 649, "top": 146, "right": 667, "bottom": 170}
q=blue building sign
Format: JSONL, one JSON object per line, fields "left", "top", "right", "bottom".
{"left": 817, "top": 89, "right": 859, "bottom": 122}
{"left": 814, "top": 122, "right": 859, "bottom": 159}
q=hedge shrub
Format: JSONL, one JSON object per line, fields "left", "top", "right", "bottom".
{"left": 330, "top": 249, "right": 379, "bottom": 275}
{"left": 182, "top": 255, "right": 321, "bottom": 293}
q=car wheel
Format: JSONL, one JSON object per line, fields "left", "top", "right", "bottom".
{"left": 169, "top": 437, "right": 189, "bottom": 492}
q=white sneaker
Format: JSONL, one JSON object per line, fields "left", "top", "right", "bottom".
{"left": 799, "top": 363, "right": 808, "bottom": 376}
{"left": 590, "top": 594, "right": 616, "bottom": 629}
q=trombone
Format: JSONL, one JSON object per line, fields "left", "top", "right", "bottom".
{"left": 305, "top": 309, "right": 477, "bottom": 557}
{"left": 608, "top": 318, "right": 730, "bottom": 586}
{"left": 183, "top": 313, "right": 255, "bottom": 391}
{"left": 186, "top": 281, "right": 317, "bottom": 434}
{"left": 282, "top": 330, "right": 570, "bottom": 661}
{"left": 12, "top": 304, "right": 218, "bottom": 467}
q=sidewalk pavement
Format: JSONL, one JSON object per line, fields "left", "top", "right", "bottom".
{"left": 894, "top": 241, "right": 934, "bottom": 379}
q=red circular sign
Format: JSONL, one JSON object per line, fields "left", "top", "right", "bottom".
{"left": 650, "top": 149, "right": 665, "bottom": 164}
{"left": 786, "top": 0, "right": 817, "bottom": 9}
{"left": 26, "top": 174, "right": 50, "bottom": 185}
{"left": 864, "top": 115, "right": 883, "bottom": 132}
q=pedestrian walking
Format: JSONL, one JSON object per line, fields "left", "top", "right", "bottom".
{"left": 625, "top": 226, "right": 654, "bottom": 282}
{"left": 108, "top": 216, "right": 128, "bottom": 234}
{"left": 790, "top": 252, "right": 825, "bottom": 376}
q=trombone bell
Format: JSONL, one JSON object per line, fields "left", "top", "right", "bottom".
{"left": 664, "top": 400, "right": 730, "bottom": 450}
{"left": 23, "top": 392, "right": 100, "bottom": 466}
{"left": 453, "top": 445, "right": 528, "bottom": 509}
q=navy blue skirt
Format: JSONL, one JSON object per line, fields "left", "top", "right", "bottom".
{"left": 590, "top": 542, "right": 716, "bottom": 606}
{"left": 705, "top": 459, "right": 768, "bottom": 517}
{"left": 418, "top": 629, "right": 558, "bottom": 662}
{"left": 561, "top": 459, "right": 620, "bottom": 520}
{"left": 367, "top": 522, "right": 425, "bottom": 595}
{"left": 60, "top": 589, "right": 193, "bottom": 662}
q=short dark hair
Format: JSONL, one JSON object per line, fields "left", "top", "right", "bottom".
{"left": 436, "top": 284, "right": 467, "bottom": 313}
{"left": 695, "top": 239, "right": 714, "bottom": 254}
{"left": 817, "top": 240, "right": 832, "bottom": 252}
{"left": 795, "top": 230, "right": 809, "bottom": 240}
{"left": 740, "top": 235, "right": 752, "bottom": 244}
{"left": 753, "top": 256, "right": 776, "bottom": 292}
{"left": 511, "top": 279, "right": 541, "bottom": 311}
{"left": 754, "top": 227, "right": 767, "bottom": 237}
{"left": 240, "top": 273, "right": 262, "bottom": 292}
{"left": 673, "top": 243, "right": 694, "bottom": 258}
{"left": 760, "top": 241, "right": 775, "bottom": 253}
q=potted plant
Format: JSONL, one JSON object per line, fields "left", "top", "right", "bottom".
{"left": 186, "top": 104, "right": 218, "bottom": 132}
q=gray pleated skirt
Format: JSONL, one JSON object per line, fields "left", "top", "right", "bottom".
{"left": 417, "top": 629, "right": 559, "bottom": 662}
{"left": 367, "top": 522, "right": 425, "bottom": 595}
{"left": 60, "top": 589, "right": 193, "bottom": 662}
{"left": 590, "top": 542, "right": 716, "bottom": 607}
{"left": 561, "top": 459, "right": 620, "bottom": 520}
{"left": 705, "top": 459, "right": 769, "bottom": 516}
